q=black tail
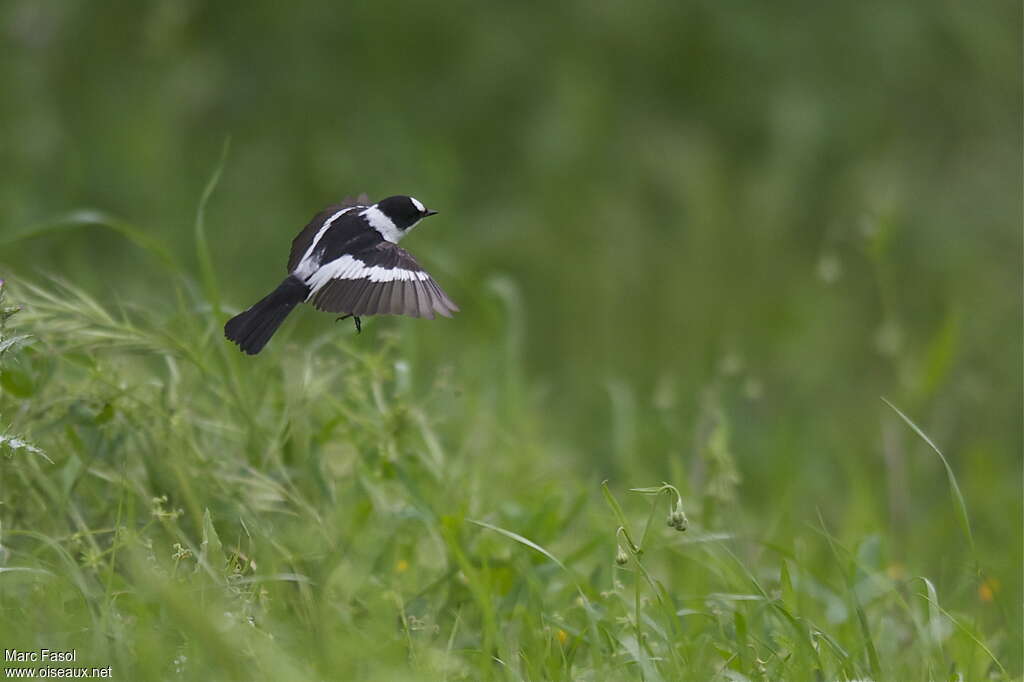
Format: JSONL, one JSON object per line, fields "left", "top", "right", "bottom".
{"left": 224, "top": 276, "right": 309, "bottom": 355}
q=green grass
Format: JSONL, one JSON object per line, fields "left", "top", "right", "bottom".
{"left": 0, "top": 242, "right": 1015, "bottom": 680}
{"left": 2, "top": 2, "right": 1020, "bottom": 678}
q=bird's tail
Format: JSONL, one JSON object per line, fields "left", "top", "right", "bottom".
{"left": 224, "top": 276, "right": 309, "bottom": 355}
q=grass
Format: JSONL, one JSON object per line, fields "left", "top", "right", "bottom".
{"left": 2, "top": 2, "right": 1019, "bottom": 677}
{"left": 0, "top": 146, "right": 1018, "bottom": 681}
{"left": 0, "top": 230, "right": 1016, "bottom": 680}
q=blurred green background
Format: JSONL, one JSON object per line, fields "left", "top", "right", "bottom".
{"left": 1, "top": 0, "right": 1020, "bottom": 678}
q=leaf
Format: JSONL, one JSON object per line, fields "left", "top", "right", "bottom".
{"left": 780, "top": 558, "right": 797, "bottom": 607}
{"left": 467, "top": 519, "right": 566, "bottom": 570}
{"left": 917, "top": 576, "right": 951, "bottom": 646}
{"left": 627, "top": 486, "right": 666, "bottom": 494}
{"left": 199, "top": 508, "right": 226, "bottom": 575}
{"left": 0, "top": 209, "right": 178, "bottom": 273}
{"left": 917, "top": 590, "right": 1007, "bottom": 676}
{"left": 231, "top": 573, "right": 313, "bottom": 585}
{"left": 0, "top": 566, "right": 54, "bottom": 577}
{"left": 734, "top": 609, "right": 749, "bottom": 670}
{"left": 195, "top": 137, "right": 231, "bottom": 317}
{"left": 0, "top": 334, "right": 32, "bottom": 355}
{"left": 816, "top": 510, "right": 881, "bottom": 681}
{"left": 706, "top": 593, "right": 766, "bottom": 602}
{"left": 0, "top": 364, "right": 35, "bottom": 397}
{"left": 881, "top": 398, "right": 975, "bottom": 558}
{"left": 600, "top": 481, "right": 629, "bottom": 530}
{"left": 0, "top": 433, "right": 52, "bottom": 463}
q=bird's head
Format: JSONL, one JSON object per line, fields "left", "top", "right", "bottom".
{"left": 375, "top": 195, "right": 438, "bottom": 233}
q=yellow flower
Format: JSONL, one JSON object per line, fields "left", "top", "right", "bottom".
{"left": 395, "top": 559, "right": 409, "bottom": 573}
{"left": 979, "top": 578, "right": 999, "bottom": 602}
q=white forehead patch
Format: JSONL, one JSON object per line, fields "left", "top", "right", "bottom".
{"left": 409, "top": 197, "right": 425, "bottom": 213}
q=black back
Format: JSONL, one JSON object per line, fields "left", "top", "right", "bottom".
{"left": 287, "top": 193, "right": 370, "bottom": 272}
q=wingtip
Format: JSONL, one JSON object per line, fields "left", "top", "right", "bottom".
{"left": 437, "top": 299, "right": 458, "bottom": 318}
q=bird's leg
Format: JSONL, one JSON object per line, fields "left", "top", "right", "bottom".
{"left": 335, "top": 314, "right": 362, "bottom": 333}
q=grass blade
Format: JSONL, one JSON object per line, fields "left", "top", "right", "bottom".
{"left": 881, "top": 398, "right": 976, "bottom": 558}
{"left": 816, "top": 510, "right": 882, "bottom": 681}
{"left": 468, "top": 518, "right": 566, "bottom": 571}
{"left": 195, "top": 137, "right": 231, "bottom": 318}
{"left": 1, "top": 210, "right": 179, "bottom": 274}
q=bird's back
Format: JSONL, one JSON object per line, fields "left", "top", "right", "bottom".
{"left": 287, "top": 194, "right": 372, "bottom": 273}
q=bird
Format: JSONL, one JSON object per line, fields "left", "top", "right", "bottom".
{"left": 224, "top": 194, "right": 458, "bottom": 355}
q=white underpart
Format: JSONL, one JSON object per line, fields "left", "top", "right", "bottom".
{"left": 305, "top": 254, "right": 430, "bottom": 298}
{"left": 409, "top": 196, "right": 425, "bottom": 213}
{"left": 362, "top": 205, "right": 404, "bottom": 243}
{"left": 293, "top": 206, "right": 358, "bottom": 278}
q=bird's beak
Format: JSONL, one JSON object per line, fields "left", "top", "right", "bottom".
{"left": 425, "top": 209, "right": 439, "bottom": 217}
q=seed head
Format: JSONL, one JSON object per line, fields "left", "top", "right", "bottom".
{"left": 667, "top": 501, "right": 688, "bottom": 532}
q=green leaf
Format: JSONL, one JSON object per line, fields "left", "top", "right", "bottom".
{"left": 0, "top": 433, "right": 52, "bottom": 463}
{"left": 780, "top": 558, "right": 796, "bottom": 607}
{"left": 734, "top": 609, "right": 749, "bottom": 670}
{"left": 195, "top": 137, "right": 231, "bottom": 318}
{"left": 0, "top": 334, "right": 32, "bottom": 355}
{"left": 882, "top": 398, "right": 976, "bottom": 559}
{"left": 467, "top": 519, "right": 566, "bottom": 571}
{"left": 0, "top": 209, "right": 179, "bottom": 273}
{"left": 199, "top": 508, "right": 225, "bottom": 575}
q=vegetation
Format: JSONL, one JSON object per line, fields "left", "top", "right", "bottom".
{"left": 1, "top": 1, "right": 1020, "bottom": 680}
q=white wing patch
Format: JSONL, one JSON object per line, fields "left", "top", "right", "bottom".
{"left": 361, "top": 205, "right": 403, "bottom": 243}
{"left": 293, "top": 206, "right": 358, "bottom": 278}
{"left": 304, "top": 254, "right": 429, "bottom": 298}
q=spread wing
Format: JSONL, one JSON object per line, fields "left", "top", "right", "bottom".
{"left": 305, "top": 242, "right": 459, "bottom": 319}
{"left": 287, "top": 193, "right": 371, "bottom": 272}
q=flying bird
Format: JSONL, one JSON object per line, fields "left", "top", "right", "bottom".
{"left": 224, "top": 194, "right": 457, "bottom": 355}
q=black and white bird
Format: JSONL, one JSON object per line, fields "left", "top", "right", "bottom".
{"left": 224, "top": 194, "right": 458, "bottom": 355}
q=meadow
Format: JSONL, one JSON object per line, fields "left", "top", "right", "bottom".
{"left": 1, "top": 1, "right": 1021, "bottom": 680}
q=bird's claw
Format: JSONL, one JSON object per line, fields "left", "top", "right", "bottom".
{"left": 336, "top": 314, "right": 362, "bottom": 333}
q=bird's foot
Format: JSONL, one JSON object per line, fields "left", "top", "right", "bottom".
{"left": 336, "top": 314, "right": 362, "bottom": 333}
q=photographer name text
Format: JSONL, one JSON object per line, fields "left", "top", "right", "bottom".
{"left": 5, "top": 650, "right": 77, "bottom": 664}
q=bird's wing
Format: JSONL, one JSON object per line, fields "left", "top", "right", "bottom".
{"left": 306, "top": 242, "right": 459, "bottom": 319}
{"left": 287, "top": 194, "right": 371, "bottom": 272}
